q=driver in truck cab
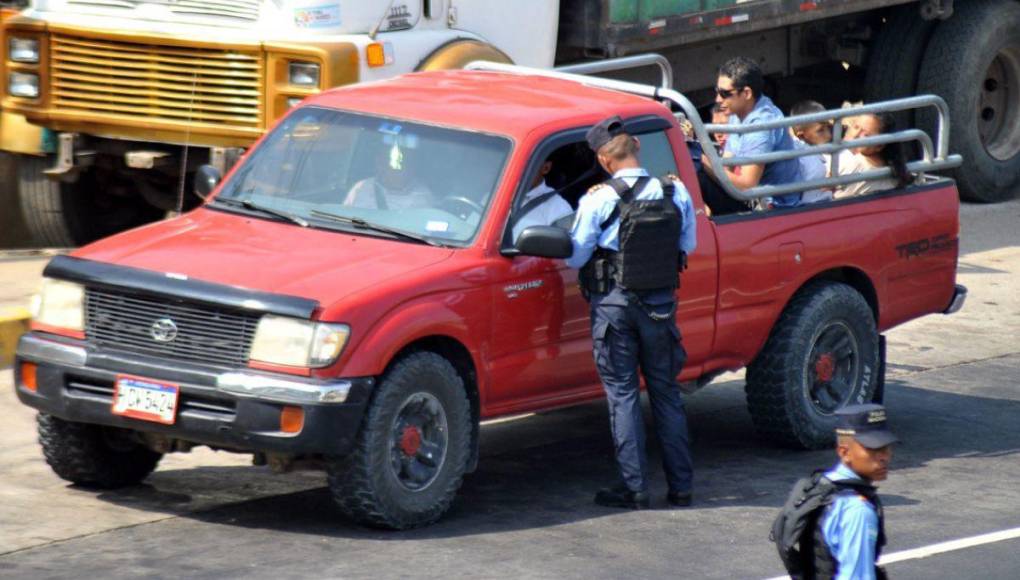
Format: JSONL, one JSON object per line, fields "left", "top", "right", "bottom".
{"left": 344, "top": 127, "right": 437, "bottom": 210}
{"left": 511, "top": 154, "right": 575, "bottom": 242}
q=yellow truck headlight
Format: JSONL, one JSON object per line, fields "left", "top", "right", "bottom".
{"left": 288, "top": 61, "right": 320, "bottom": 87}
{"left": 249, "top": 315, "right": 350, "bottom": 368}
{"left": 9, "top": 37, "right": 39, "bottom": 63}
{"left": 9, "top": 71, "right": 39, "bottom": 98}
{"left": 31, "top": 279, "right": 85, "bottom": 332}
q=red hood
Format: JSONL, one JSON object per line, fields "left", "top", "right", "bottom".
{"left": 75, "top": 208, "right": 455, "bottom": 309}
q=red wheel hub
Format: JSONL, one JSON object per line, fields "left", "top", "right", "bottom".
{"left": 399, "top": 425, "right": 422, "bottom": 457}
{"left": 815, "top": 353, "right": 836, "bottom": 382}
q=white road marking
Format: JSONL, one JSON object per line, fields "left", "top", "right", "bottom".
{"left": 764, "top": 526, "right": 1020, "bottom": 579}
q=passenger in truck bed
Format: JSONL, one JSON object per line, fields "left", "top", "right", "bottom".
{"left": 831, "top": 113, "right": 913, "bottom": 199}
{"left": 789, "top": 100, "right": 834, "bottom": 205}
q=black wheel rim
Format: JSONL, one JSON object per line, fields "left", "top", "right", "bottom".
{"left": 388, "top": 392, "right": 449, "bottom": 492}
{"left": 803, "top": 321, "right": 861, "bottom": 415}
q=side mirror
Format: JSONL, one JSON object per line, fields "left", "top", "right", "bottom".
{"left": 515, "top": 226, "right": 573, "bottom": 259}
{"left": 194, "top": 164, "right": 222, "bottom": 199}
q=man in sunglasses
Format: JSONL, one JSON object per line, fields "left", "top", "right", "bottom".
{"left": 702, "top": 56, "right": 803, "bottom": 209}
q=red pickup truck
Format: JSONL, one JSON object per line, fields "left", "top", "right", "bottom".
{"left": 14, "top": 62, "right": 966, "bottom": 530}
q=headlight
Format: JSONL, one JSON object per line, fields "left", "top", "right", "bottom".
{"left": 9, "top": 37, "right": 39, "bottom": 63}
{"left": 31, "top": 279, "right": 85, "bottom": 332}
{"left": 288, "top": 62, "right": 320, "bottom": 87}
{"left": 249, "top": 315, "right": 350, "bottom": 368}
{"left": 9, "top": 72, "right": 39, "bottom": 98}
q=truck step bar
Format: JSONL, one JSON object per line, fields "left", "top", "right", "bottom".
{"left": 467, "top": 57, "right": 963, "bottom": 202}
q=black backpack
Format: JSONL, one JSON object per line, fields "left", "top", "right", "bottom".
{"left": 771, "top": 470, "right": 880, "bottom": 579}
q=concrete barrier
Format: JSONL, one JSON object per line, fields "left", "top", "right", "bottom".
{"left": 0, "top": 306, "right": 29, "bottom": 368}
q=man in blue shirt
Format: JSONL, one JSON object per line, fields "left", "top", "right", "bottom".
{"left": 567, "top": 116, "right": 697, "bottom": 510}
{"left": 703, "top": 56, "right": 803, "bottom": 208}
{"left": 820, "top": 404, "right": 898, "bottom": 579}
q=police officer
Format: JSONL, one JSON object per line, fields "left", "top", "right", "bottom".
{"left": 817, "top": 404, "right": 897, "bottom": 579}
{"left": 566, "top": 116, "right": 697, "bottom": 509}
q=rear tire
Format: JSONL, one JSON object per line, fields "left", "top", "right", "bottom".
{"left": 326, "top": 352, "right": 472, "bottom": 530}
{"left": 745, "top": 282, "right": 880, "bottom": 449}
{"left": 917, "top": 0, "right": 1020, "bottom": 203}
{"left": 37, "top": 414, "right": 163, "bottom": 488}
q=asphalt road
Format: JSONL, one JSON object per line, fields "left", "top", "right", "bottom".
{"left": 1, "top": 199, "right": 1018, "bottom": 579}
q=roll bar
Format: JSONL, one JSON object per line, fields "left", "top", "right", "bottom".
{"left": 465, "top": 58, "right": 963, "bottom": 202}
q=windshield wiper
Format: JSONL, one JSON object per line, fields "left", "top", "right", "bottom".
{"left": 214, "top": 197, "right": 309, "bottom": 227}
{"left": 310, "top": 209, "right": 443, "bottom": 247}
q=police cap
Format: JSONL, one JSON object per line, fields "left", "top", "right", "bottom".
{"left": 835, "top": 404, "right": 899, "bottom": 449}
{"left": 586, "top": 115, "right": 626, "bottom": 152}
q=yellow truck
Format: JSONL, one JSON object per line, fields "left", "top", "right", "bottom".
{"left": 3, "top": 0, "right": 1019, "bottom": 245}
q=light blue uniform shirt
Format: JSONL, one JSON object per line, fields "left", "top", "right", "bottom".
{"left": 566, "top": 167, "right": 696, "bottom": 271}
{"left": 724, "top": 95, "right": 803, "bottom": 207}
{"left": 821, "top": 463, "right": 881, "bottom": 580}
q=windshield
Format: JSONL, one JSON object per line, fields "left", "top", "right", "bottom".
{"left": 214, "top": 107, "right": 512, "bottom": 245}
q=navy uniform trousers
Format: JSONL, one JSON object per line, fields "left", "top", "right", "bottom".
{"left": 590, "top": 286, "right": 693, "bottom": 494}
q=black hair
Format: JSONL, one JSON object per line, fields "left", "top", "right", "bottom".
{"left": 790, "top": 100, "right": 825, "bottom": 117}
{"left": 718, "top": 56, "right": 763, "bottom": 99}
{"left": 875, "top": 113, "right": 913, "bottom": 188}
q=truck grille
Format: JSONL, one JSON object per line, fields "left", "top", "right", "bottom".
{"left": 50, "top": 33, "right": 264, "bottom": 129}
{"left": 85, "top": 288, "right": 260, "bottom": 368}
{"left": 66, "top": 0, "right": 262, "bottom": 22}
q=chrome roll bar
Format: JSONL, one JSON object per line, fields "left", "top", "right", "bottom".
{"left": 465, "top": 58, "right": 962, "bottom": 202}
{"left": 556, "top": 53, "right": 674, "bottom": 92}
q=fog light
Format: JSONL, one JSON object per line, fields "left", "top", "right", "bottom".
{"left": 20, "top": 362, "right": 37, "bottom": 392}
{"left": 280, "top": 406, "right": 304, "bottom": 434}
{"left": 288, "top": 62, "right": 320, "bottom": 87}
{"left": 9, "top": 37, "right": 39, "bottom": 63}
{"left": 9, "top": 72, "right": 39, "bottom": 98}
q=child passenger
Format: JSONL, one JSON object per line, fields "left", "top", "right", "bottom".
{"left": 789, "top": 100, "right": 833, "bottom": 204}
{"left": 832, "top": 113, "right": 913, "bottom": 199}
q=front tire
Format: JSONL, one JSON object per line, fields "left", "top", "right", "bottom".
{"left": 37, "top": 414, "right": 163, "bottom": 488}
{"left": 327, "top": 352, "right": 472, "bottom": 530}
{"left": 745, "top": 282, "right": 880, "bottom": 449}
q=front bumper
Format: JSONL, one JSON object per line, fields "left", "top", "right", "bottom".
{"left": 14, "top": 333, "right": 373, "bottom": 456}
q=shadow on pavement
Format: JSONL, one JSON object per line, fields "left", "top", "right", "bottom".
{"left": 83, "top": 378, "right": 1020, "bottom": 541}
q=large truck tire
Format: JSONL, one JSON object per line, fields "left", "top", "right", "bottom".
{"left": 18, "top": 155, "right": 163, "bottom": 247}
{"left": 745, "top": 282, "right": 880, "bottom": 450}
{"left": 326, "top": 351, "right": 472, "bottom": 530}
{"left": 864, "top": 5, "right": 937, "bottom": 142}
{"left": 917, "top": 0, "right": 1020, "bottom": 203}
{"left": 37, "top": 413, "right": 163, "bottom": 488}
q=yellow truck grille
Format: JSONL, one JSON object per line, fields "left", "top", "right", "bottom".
{"left": 50, "top": 34, "right": 263, "bottom": 129}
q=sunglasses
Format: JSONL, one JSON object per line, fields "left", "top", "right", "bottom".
{"left": 715, "top": 86, "right": 741, "bottom": 99}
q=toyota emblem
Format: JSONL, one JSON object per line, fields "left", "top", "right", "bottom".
{"left": 150, "top": 318, "right": 179, "bottom": 343}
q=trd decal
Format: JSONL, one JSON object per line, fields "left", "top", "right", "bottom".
{"left": 896, "top": 234, "right": 958, "bottom": 259}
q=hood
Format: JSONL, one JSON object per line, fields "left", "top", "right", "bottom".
{"left": 75, "top": 208, "right": 455, "bottom": 310}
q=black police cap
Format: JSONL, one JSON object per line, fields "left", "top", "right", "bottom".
{"left": 586, "top": 115, "right": 626, "bottom": 152}
{"left": 835, "top": 404, "right": 899, "bottom": 449}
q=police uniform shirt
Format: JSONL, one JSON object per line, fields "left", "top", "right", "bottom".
{"left": 511, "top": 180, "right": 574, "bottom": 241}
{"left": 567, "top": 167, "right": 696, "bottom": 303}
{"left": 821, "top": 462, "right": 881, "bottom": 580}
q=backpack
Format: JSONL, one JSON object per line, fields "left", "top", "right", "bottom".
{"left": 770, "top": 470, "right": 878, "bottom": 579}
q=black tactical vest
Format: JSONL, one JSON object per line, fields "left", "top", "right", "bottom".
{"left": 601, "top": 176, "right": 681, "bottom": 291}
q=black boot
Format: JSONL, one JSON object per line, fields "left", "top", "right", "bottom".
{"left": 594, "top": 484, "right": 650, "bottom": 509}
{"left": 666, "top": 490, "right": 693, "bottom": 507}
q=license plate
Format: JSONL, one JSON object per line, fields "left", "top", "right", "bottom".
{"left": 112, "top": 375, "right": 179, "bottom": 425}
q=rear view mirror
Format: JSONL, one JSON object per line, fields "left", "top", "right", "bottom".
{"left": 194, "top": 164, "right": 222, "bottom": 199}
{"left": 515, "top": 226, "right": 573, "bottom": 259}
